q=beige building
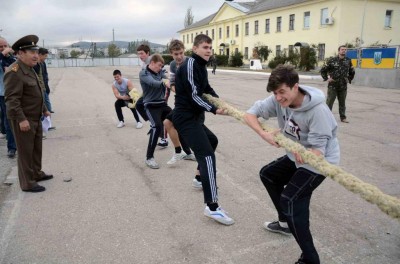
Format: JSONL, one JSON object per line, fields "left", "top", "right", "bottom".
{"left": 178, "top": 0, "right": 400, "bottom": 64}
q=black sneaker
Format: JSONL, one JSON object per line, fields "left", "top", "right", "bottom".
{"left": 263, "top": 221, "right": 291, "bottom": 235}
{"left": 7, "top": 149, "right": 16, "bottom": 158}
{"left": 294, "top": 254, "right": 306, "bottom": 264}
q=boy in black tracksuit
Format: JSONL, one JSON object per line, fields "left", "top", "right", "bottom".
{"left": 139, "top": 54, "right": 171, "bottom": 169}
{"left": 172, "top": 34, "right": 234, "bottom": 225}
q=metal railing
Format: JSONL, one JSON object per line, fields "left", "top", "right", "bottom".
{"left": 46, "top": 57, "right": 141, "bottom": 68}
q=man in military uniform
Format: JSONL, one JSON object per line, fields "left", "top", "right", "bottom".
{"left": 320, "top": 45, "right": 355, "bottom": 123}
{"left": 4, "top": 35, "right": 53, "bottom": 193}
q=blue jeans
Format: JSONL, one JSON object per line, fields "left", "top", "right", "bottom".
{"left": 260, "top": 155, "right": 325, "bottom": 264}
{"left": 0, "top": 96, "right": 17, "bottom": 151}
{"left": 44, "top": 92, "right": 53, "bottom": 112}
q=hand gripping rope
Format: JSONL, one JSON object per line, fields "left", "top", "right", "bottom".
{"left": 203, "top": 94, "right": 400, "bottom": 220}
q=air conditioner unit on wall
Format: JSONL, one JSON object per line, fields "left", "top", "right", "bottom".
{"left": 230, "top": 39, "right": 236, "bottom": 45}
{"left": 325, "top": 17, "right": 334, "bottom": 25}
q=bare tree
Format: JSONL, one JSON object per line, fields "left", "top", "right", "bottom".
{"left": 184, "top": 7, "right": 194, "bottom": 28}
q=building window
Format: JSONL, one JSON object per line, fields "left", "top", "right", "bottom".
{"left": 219, "top": 28, "right": 222, "bottom": 39}
{"left": 226, "top": 26, "right": 230, "bottom": 38}
{"left": 321, "top": 8, "right": 329, "bottom": 25}
{"left": 245, "top": 22, "right": 249, "bottom": 35}
{"left": 276, "top": 45, "right": 281, "bottom": 57}
{"left": 191, "top": 33, "right": 193, "bottom": 43}
{"left": 183, "top": 35, "right": 185, "bottom": 43}
{"left": 187, "top": 34, "right": 189, "bottom": 43}
{"left": 254, "top": 20, "right": 259, "bottom": 34}
{"left": 318, "top": 44, "right": 325, "bottom": 60}
{"left": 265, "top": 19, "right": 270, "bottom": 33}
{"left": 212, "top": 29, "right": 215, "bottom": 39}
{"left": 244, "top": 47, "right": 249, "bottom": 59}
{"left": 385, "top": 10, "right": 393, "bottom": 27}
{"left": 288, "top": 45, "right": 294, "bottom": 55}
{"left": 206, "top": 30, "right": 209, "bottom": 36}
{"left": 304, "top": 11, "right": 310, "bottom": 28}
{"left": 289, "top": 14, "right": 295, "bottom": 30}
{"left": 235, "top": 48, "right": 239, "bottom": 54}
{"left": 277, "top": 17, "right": 282, "bottom": 32}
{"left": 235, "top": 24, "right": 239, "bottom": 37}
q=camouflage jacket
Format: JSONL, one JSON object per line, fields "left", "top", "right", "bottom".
{"left": 320, "top": 56, "right": 355, "bottom": 83}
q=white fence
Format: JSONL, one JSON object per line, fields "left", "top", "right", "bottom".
{"left": 46, "top": 57, "right": 141, "bottom": 68}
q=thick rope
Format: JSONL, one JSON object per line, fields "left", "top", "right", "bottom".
{"left": 203, "top": 94, "right": 400, "bottom": 220}
{"left": 127, "top": 89, "right": 141, "bottom": 108}
{"left": 127, "top": 79, "right": 169, "bottom": 109}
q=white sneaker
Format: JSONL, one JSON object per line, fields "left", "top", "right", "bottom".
{"left": 167, "top": 152, "right": 186, "bottom": 165}
{"left": 136, "top": 122, "right": 143, "bottom": 129}
{"left": 117, "top": 121, "right": 125, "bottom": 128}
{"left": 192, "top": 178, "right": 202, "bottom": 189}
{"left": 183, "top": 153, "right": 196, "bottom": 161}
{"left": 145, "top": 158, "right": 159, "bottom": 169}
{"left": 204, "top": 206, "right": 235, "bottom": 225}
{"left": 157, "top": 138, "right": 168, "bottom": 148}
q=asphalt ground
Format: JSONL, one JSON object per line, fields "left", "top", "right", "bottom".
{"left": 0, "top": 66, "right": 399, "bottom": 264}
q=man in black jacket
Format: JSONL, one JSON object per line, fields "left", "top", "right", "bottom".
{"left": 173, "top": 34, "right": 234, "bottom": 226}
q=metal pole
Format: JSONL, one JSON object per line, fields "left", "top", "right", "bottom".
{"left": 360, "top": 0, "right": 367, "bottom": 48}
{"left": 112, "top": 28, "right": 115, "bottom": 66}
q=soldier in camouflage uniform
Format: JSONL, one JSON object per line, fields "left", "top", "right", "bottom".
{"left": 320, "top": 45, "right": 355, "bottom": 123}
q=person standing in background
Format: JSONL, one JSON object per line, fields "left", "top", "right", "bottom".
{"left": 0, "top": 37, "right": 17, "bottom": 158}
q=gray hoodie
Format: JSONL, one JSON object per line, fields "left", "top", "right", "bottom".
{"left": 247, "top": 85, "right": 340, "bottom": 173}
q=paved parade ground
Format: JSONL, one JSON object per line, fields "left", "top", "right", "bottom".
{"left": 0, "top": 66, "right": 399, "bottom": 264}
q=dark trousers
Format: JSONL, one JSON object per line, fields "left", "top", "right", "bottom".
{"left": 145, "top": 104, "right": 172, "bottom": 159}
{"left": 174, "top": 114, "right": 219, "bottom": 203}
{"left": 0, "top": 96, "right": 16, "bottom": 151}
{"left": 135, "top": 97, "right": 148, "bottom": 121}
{"left": 115, "top": 99, "right": 140, "bottom": 123}
{"left": 9, "top": 119, "right": 43, "bottom": 190}
{"left": 326, "top": 81, "right": 347, "bottom": 120}
{"left": 260, "top": 156, "right": 325, "bottom": 264}
{"left": 44, "top": 92, "right": 53, "bottom": 112}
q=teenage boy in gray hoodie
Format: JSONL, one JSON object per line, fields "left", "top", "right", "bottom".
{"left": 244, "top": 65, "right": 339, "bottom": 264}
{"left": 139, "top": 54, "right": 171, "bottom": 169}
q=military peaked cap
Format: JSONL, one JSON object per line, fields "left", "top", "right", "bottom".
{"left": 12, "top": 35, "right": 39, "bottom": 51}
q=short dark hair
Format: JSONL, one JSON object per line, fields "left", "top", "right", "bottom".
{"left": 38, "top": 48, "right": 48, "bottom": 55}
{"left": 193, "top": 34, "right": 212, "bottom": 47}
{"left": 338, "top": 45, "right": 347, "bottom": 51}
{"left": 266, "top": 64, "right": 299, "bottom": 92}
{"left": 169, "top": 39, "right": 185, "bottom": 53}
{"left": 137, "top": 44, "right": 150, "bottom": 54}
{"left": 113, "top": 69, "right": 121, "bottom": 76}
{"left": 150, "top": 54, "right": 164, "bottom": 64}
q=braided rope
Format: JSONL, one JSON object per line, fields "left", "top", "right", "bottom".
{"left": 127, "top": 89, "right": 141, "bottom": 108}
{"left": 203, "top": 94, "right": 400, "bottom": 220}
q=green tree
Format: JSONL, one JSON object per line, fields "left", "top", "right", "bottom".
{"left": 229, "top": 52, "right": 243, "bottom": 67}
{"left": 298, "top": 45, "right": 317, "bottom": 71}
{"left": 70, "top": 50, "right": 81, "bottom": 58}
{"left": 59, "top": 51, "right": 67, "bottom": 59}
{"left": 108, "top": 43, "right": 121, "bottom": 57}
{"left": 184, "top": 7, "right": 194, "bottom": 28}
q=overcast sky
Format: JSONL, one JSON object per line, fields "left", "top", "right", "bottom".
{"left": 0, "top": 0, "right": 232, "bottom": 47}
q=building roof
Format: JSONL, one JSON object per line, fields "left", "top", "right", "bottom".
{"left": 178, "top": 12, "right": 218, "bottom": 32}
{"left": 247, "top": 0, "right": 312, "bottom": 15}
{"left": 178, "top": 0, "right": 313, "bottom": 32}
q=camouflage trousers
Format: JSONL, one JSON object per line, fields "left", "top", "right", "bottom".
{"left": 326, "top": 81, "right": 347, "bottom": 120}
